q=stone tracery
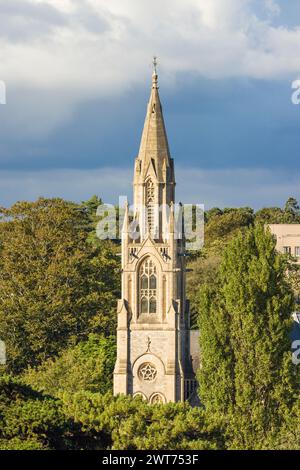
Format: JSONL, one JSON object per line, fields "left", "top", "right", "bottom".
{"left": 138, "top": 363, "right": 157, "bottom": 382}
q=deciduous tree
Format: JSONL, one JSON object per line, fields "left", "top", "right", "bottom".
{"left": 0, "top": 198, "right": 120, "bottom": 372}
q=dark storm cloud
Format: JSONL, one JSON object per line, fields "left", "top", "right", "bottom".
{"left": 1, "top": 75, "right": 299, "bottom": 173}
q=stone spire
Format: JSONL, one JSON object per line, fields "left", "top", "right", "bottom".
{"left": 133, "top": 59, "right": 175, "bottom": 238}
{"left": 114, "top": 62, "right": 194, "bottom": 405}
{"left": 136, "top": 60, "right": 171, "bottom": 182}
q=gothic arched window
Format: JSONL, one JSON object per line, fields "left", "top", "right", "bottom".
{"left": 146, "top": 179, "right": 155, "bottom": 235}
{"left": 139, "top": 258, "right": 157, "bottom": 315}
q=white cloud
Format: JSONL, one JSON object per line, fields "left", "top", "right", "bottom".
{"left": 264, "top": 0, "right": 281, "bottom": 17}
{"left": 0, "top": 166, "right": 299, "bottom": 210}
{"left": 1, "top": 0, "right": 300, "bottom": 138}
{"left": 2, "top": 1, "right": 300, "bottom": 87}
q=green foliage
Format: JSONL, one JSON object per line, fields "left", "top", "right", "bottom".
{"left": 188, "top": 206, "right": 255, "bottom": 327}
{"left": 254, "top": 207, "right": 286, "bottom": 224}
{"left": 187, "top": 206, "right": 255, "bottom": 326}
{"left": 0, "top": 198, "right": 120, "bottom": 373}
{"left": 204, "top": 207, "right": 254, "bottom": 251}
{"left": 78, "top": 195, "right": 104, "bottom": 245}
{"left": 287, "top": 263, "right": 300, "bottom": 301}
{"left": 284, "top": 197, "right": 300, "bottom": 222}
{"left": 0, "top": 379, "right": 221, "bottom": 450}
{"left": 255, "top": 197, "right": 300, "bottom": 224}
{"left": 83, "top": 195, "right": 122, "bottom": 244}
{"left": 23, "top": 334, "right": 116, "bottom": 397}
{"left": 187, "top": 252, "right": 221, "bottom": 328}
{"left": 203, "top": 198, "right": 300, "bottom": 240}
{"left": 271, "top": 401, "right": 300, "bottom": 449}
{"left": 0, "top": 373, "right": 41, "bottom": 406}
{"left": 0, "top": 375, "right": 72, "bottom": 450}
{"left": 198, "top": 225, "right": 298, "bottom": 449}
{"left": 204, "top": 207, "right": 223, "bottom": 222}
{"left": 1, "top": 195, "right": 300, "bottom": 450}
{"left": 61, "top": 392, "right": 222, "bottom": 450}
{"left": 0, "top": 437, "right": 45, "bottom": 450}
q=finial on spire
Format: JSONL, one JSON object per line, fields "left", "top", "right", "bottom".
{"left": 153, "top": 56, "right": 158, "bottom": 74}
{"left": 152, "top": 56, "right": 158, "bottom": 88}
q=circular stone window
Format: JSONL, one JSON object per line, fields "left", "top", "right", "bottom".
{"left": 138, "top": 362, "right": 157, "bottom": 382}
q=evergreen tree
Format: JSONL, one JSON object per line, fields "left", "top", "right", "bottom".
{"left": 272, "top": 400, "right": 300, "bottom": 449}
{"left": 61, "top": 392, "right": 222, "bottom": 450}
{"left": 284, "top": 197, "right": 300, "bottom": 222}
{"left": 0, "top": 375, "right": 75, "bottom": 450}
{"left": 198, "top": 225, "right": 298, "bottom": 449}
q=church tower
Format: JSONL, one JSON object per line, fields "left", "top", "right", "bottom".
{"left": 113, "top": 63, "right": 196, "bottom": 403}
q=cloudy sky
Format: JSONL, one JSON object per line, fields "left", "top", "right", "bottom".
{"left": 0, "top": 0, "right": 300, "bottom": 209}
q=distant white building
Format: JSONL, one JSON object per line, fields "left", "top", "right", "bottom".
{"left": 268, "top": 224, "right": 300, "bottom": 264}
{"left": 268, "top": 226, "right": 300, "bottom": 351}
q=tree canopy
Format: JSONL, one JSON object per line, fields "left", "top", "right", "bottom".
{"left": 1, "top": 195, "right": 300, "bottom": 450}
{"left": 0, "top": 198, "right": 120, "bottom": 373}
{"left": 23, "top": 334, "right": 116, "bottom": 397}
